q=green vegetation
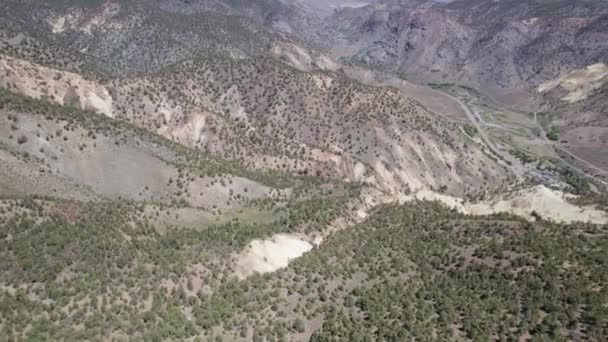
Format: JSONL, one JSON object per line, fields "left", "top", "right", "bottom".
{"left": 546, "top": 126, "right": 560, "bottom": 141}
{"left": 510, "top": 149, "right": 536, "bottom": 164}
{"left": 0, "top": 186, "right": 355, "bottom": 340}
{"left": 463, "top": 123, "right": 478, "bottom": 137}
{"left": 563, "top": 170, "right": 591, "bottom": 194}
{"left": 304, "top": 204, "right": 608, "bottom": 340}
{"left": 428, "top": 82, "right": 455, "bottom": 90}
{"left": 1, "top": 199, "right": 605, "bottom": 340}
{"left": 457, "top": 85, "right": 481, "bottom": 96}
{"left": 397, "top": 72, "right": 408, "bottom": 81}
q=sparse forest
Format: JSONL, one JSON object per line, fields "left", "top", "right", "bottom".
{"left": 1, "top": 0, "right": 607, "bottom": 340}
{"left": 1, "top": 200, "right": 607, "bottom": 340}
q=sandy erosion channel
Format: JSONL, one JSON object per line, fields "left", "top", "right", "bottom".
{"left": 235, "top": 234, "right": 313, "bottom": 279}
{"left": 412, "top": 185, "right": 608, "bottom": 225}
{"left": 234, "top": 185, "right": 608, "bottom": 279}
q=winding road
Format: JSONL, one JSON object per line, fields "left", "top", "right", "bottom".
{"left": 439, "top": 91, "right": 525, "bottom": 178}
{"left": 440, "top": 88, "right": 608, "bottom": 187}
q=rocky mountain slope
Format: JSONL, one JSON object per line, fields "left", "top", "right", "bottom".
{"left": 0, "top": 88, "right": 294, "bottom": 210}
{"left": 0, "top": 0, "right": 335, "bottom": 76}
{"left": 325, "top": 0, "right": 608, "bottom": 108}
{"left": 0, "top": 52, "right": 513, "bottom": 197}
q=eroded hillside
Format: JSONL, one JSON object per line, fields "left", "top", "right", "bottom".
{"left": 0, "top": 54, "right": 514, "bottom": 198}
{"left": 1, "top": 1, "right": 607, "bottom": 341}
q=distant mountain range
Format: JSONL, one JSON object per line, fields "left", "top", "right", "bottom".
{"left": 323, "top": 0, "right": 608, "bottom": 108}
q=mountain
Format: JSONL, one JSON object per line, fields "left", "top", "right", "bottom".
{"left": 0, "top": 0, "right": 337, "bottom": 76}
{"left": 322, "top": 0, "right": 608, "bottom": 184}
{"left": 1, "top": 0, "right": 608, "bottom": 341}
{"left": 0, "top": 0, "right": 520, "bottom": 200}
{"left": 0, "top": 52, "right": 511, "bottom": 197}
{"left": 325, "top": 0, "right": 608, "bottom": 108}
